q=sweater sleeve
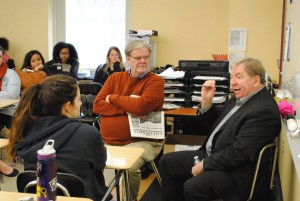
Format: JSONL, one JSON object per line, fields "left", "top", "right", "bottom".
{"left": 109, "top": 74, "right": 164, "bottom": 116}
{"left": 93, "top": 75, "right": 125, "bottom": 116}
{"left": 93, "top": 72, "right": 165, "bottom": 117}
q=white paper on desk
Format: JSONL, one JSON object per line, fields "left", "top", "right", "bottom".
{"left": 175, "top": 144, "right": 202, "bottom": 152}
{"left": 157, "top": 67, "right": 185, "bottom": 79}
{"left": 106, "top": 151, "right": 126, "bottom": 166}
{"left": 163, "top": 103, "right": 181, "bottom": 110}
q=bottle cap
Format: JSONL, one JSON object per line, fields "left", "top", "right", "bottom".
{"left": 37, "top": 140, "right": 56, "bottom": 158}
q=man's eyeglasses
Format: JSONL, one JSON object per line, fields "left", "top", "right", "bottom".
{"left": 130, "top": 56, "right": 150, "bottom": 62}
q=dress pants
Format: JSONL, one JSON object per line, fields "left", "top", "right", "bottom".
{"left": 159, "top": 150, "right": 241, "bottom": 201}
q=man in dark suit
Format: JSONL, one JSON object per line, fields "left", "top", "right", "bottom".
{"left": 159, "top": 58, "right": 281, "bottom": 201}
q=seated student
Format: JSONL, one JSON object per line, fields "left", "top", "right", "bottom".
{"left": 93, "top": 40, "right": 164, "bottom": 201}
{"left": 21, "top": 50, "right": 45, "bottom": 71}
{"left": 0, "top": 159, "right": 18, "bottom": 177}
{"left": 7, "top": 75, "right": 108, "bottom": 201}
{"left": 159, "top": 58, "right": 282, "bottom": 201}
{"left": 93, "top": 46, "right": 125, "bottom": 86}
{"left": 0, "top": 46, "right": 21, "bottom": 133}
{"left": 45, "top": 42, "right": 79, "bottom": 79}
{"left": 0, "top": 37, "right": 15, "bottom": 69}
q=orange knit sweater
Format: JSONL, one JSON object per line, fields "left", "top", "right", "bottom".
{"left": 93, "top": 71, "right": 164, "bottom": 145}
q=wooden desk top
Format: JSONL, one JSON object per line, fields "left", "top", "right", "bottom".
{"left": 164, "top": 108, "right": 197, "bottom": 116}
{"left": 0, "top": 191, "right": 92, "bottom": 201}
{"left": 0, "top": 139, "right": 9, "bottom": 148}
{"left": 0, "top": 99, "right": 19, "bottom": 108}
{"left": 105, "top": 145, "right": 144, "bottom": 169}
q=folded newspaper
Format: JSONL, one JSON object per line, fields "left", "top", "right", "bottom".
{"left": 128, "top": 111, "right": 165, "bottom": 139}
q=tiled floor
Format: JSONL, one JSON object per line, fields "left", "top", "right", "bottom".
{"left": 0, "top": 146, "right": 155, "bottom": 201}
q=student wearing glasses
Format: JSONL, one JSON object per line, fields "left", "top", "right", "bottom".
{"left": 93, "top": 46, "right": 125, "bottom": 86}
{"left": 93, "top": 40, "right": 164, "bottom": 201}
{"left": 45, "top": 42, "right": 79, "bottom": 79}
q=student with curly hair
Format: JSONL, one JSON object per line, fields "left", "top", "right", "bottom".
{"left": 45, "top": 42, "right": 79, "bottom": 79}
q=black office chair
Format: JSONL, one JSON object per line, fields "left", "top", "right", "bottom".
{"left": 78, "top": 82, "right": 102, "bottom": 95}
{"left": 248, "top": 140, "right": 278, "bottom": 201}
{"left": 17, "top": 170, "right": 85, "bottom": 197}
{"left": 78, "top": 82, "right": 102, "bottom": 124}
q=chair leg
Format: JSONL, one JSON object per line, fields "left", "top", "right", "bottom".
{"left": 101, "top": 170, "right": 123, "bottom": 201}
{"left": 270, "top": 141, "right": 279, "bottom": 189}
{"left": 151, "top": 160, "right": 162, "bottom": 186}
{"left": 116, "top": 183, "right": 120, "bottom": 201}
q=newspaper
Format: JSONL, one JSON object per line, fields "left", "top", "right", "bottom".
{"left": 128, "top": 111, "right": 165, "bottom": 139}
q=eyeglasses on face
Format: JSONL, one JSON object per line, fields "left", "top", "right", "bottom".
{"left": 60, "top": 52, "right": 70, "bottom": 55}
{"left": 130, "top": 56, "right": 150, "bottom": 62}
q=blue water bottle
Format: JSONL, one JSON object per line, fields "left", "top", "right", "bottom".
{"left": 37, "top": 139, "right": 57, "bottom": 201}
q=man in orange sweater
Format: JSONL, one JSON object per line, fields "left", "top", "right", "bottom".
{"left": 93, "top": 40, "right": 164, "bottom": 201}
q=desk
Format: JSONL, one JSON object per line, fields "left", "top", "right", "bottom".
{"left": 0, "top": 191, "right": 92, "bottom": 201}
{"left": 0, "top": 139, "right": 9, "bottom": 148}
{"left": 105, "top": 146, "right": 144, "bottom": 201}
{"left": 0, "top": 99, "right": 19, "bottom": 108}
{"left": 164, "top": 108, "right": 208, "bottom": 135}
{"left": 0, "top": 99, "right": 18, "bottom": 116}
{"left": 164, "top": 108, "right": 197, "bottom": 117}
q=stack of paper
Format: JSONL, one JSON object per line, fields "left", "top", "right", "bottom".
{"left": 193, "top": 76, "right": 227, "bottom": 81}
{"left": 157, "top": 67, "right": 185, "bottom": 79}
{"left": 163, "top": 103, "right": 181, "bottom": 110}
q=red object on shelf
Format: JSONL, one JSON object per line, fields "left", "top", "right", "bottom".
{"left": 212, "top": 54, "right": 228, "bottom": 61}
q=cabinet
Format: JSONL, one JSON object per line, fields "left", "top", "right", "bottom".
{"left": 188, "top": 71, "right": 230, "bottom": 108}
{"left": 278, "top": 121, "right": 300, "bottom": 201}
{"left": 160, "top": 60, "right": 230, "bottom": 135}
{"left": 163, "top": 77, "right": 188, "bottom": 109}
{"left": 162, "top": 60, "right": 230, "bottom": 109}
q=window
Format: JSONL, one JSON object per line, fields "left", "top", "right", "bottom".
{"left": 56, "top": 0, "right": 126, "bottom": 70}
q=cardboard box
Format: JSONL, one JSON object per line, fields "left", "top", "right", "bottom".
{"left": 163, "top": 134, "right": 207, "bottom": 154}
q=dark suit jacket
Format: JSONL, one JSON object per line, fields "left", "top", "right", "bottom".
{"left": 200, "top": 87, "right": 281, "bottom": 199}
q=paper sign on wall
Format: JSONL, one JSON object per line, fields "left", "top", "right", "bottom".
{"left": 229, "top": 28, "right": 248, "bottom": 51}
